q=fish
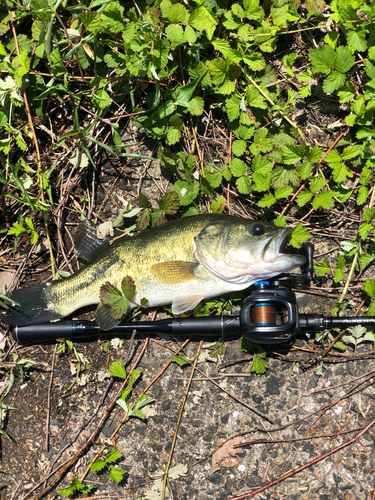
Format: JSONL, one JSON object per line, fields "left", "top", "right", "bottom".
{"left": 2, "top": 214, "right": 306, "bottom": 330}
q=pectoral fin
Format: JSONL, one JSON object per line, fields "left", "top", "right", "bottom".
{"left": 151, "top": 261, "right": 199, "bottom": 284}
{"left": 171, "top": 295, "right": 204, "bottom": 315}
{"left": 96, "top": 302, "right": 122, "bottom": 331}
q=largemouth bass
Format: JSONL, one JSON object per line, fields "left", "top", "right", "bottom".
{"left": 2, "top": 214, "right": 305, "bottom": 330}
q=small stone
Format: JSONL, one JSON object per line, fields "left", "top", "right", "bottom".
{"left": 266, "top": 376, "right": 280, "bottom": 395}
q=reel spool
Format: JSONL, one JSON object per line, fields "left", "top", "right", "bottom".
{"left": 250, "top": 303, "right": 277, "bottom": 326}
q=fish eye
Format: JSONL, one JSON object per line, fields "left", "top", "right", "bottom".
{"left": 251, "top": 224, "right": 265, "bottom": 237}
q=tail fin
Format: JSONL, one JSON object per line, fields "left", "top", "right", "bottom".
{"left": 1, "top": 283, "right": 62, "bottom": 326}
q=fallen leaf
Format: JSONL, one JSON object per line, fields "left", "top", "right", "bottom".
{"left": 212, "top": 436, "right": 241, "bottom": 472}
{"left": 0, "top": 270, "right": 16, "bottom": 289}
{"left": 221, "top": 456, "right": 240, "bottom": 468}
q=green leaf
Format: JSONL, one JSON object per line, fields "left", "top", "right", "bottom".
{"left": 99, "top": 282, "right": 122, "bottom": 304}
{"left": 298, "top": 83, "right": 311, "bottom": 98}
{"left": 252, "top": 172, "right": 271, "bottom": 192}
{"left": 185, "top": 25, "right": 197, "bottom": 43}
{"left": 283, "top": 52, "right": 296, "bottom": 77}
{"left": 236, "top": 175, "right": 251, "bottom": 194}
{"left": 357, "top": 186, "right": 368, "bottom": 205}
{"left": 334, "top": 341, "right": 347, "bottom": 351}
{"left": 323, "top": 71, "right": 346, "bottom": 93}
{"left": 325, "top": 150, "right": 341, "bottom": 162}
{"left": 250, "top": 128, "right": 272, "bottom": 155}
{"left": 364, "top": 279, "right": 375, "bottom": 298}
{"left": 363, "top": 208, "right": 375, "bottom": 223}
{"left": 166, "top": 2, "right": 188, "bottom": 22}
{"left": 173, "top": 180, "right": 199, "bottom": 206}
{"left": 282, "top": 145, "right": 304, "bottom": 164}
{"left": 314, "top": 259, "right": 331, "bottom": 276}
{"left": 347, "top": 30, "right": 367, "bottom": 52}
{"left": 298, "top": 161, "right": 311, "bottom": 180}
{"left": 251, "top": 155, "right": 273, "bottom": 173}
{"left": 273, "top": 215, "right": 286, "bottom": 227}
{"left": 90, "top": 460, "right": 107, "bottom": 472}
{"left": 157, "top": 191, "right": 180, "bottom": 215}
{"left": 275, "top": 186, "right": 293, "bottom": 199}
{"left": 296, "top": 190, "right": 313, "bottom": 207}
{"left": 306, "top": 0, "right": 326, "bottom": 15}
{"left": 231, "top": 158, "right": 247, "bottom": 177}
{"left": 246, "top": 85, "right": 267, "bottom": 109}
{"left": 172, "top": 354, "right": 191, "bottom": 366}
{"left": 356, "top": 128, "right": 374, "bottom": 139}
{"left": 325, "top": 31, "right": 339, "bottom": 49}
{"left": 211, "top": 196, "right": 226, "bottom": 213}
{"left": 271, "top": 166, "right": 299, "bottom": 188}
{"left": 225, "top": 94, "right": 241, "bottom": 122}
{"left": 312, "top": 190, "right": 335, "bottom": 210}
{"left": 335, "top": 46, "right": 355, "bottom": 73}
{"left": 331, "top": 162, "right": 352, "bottom": 183}
{"left": 110, "top": 361, "right": 127, "bottom": 379}
{"left": 166, "top": 128, "right": 181, "bottom": 145}
{"left": 203, "top": 164, "right": 222, "bottom": 188}
{"left": 138, "top": 194, "right": 152, "bottom": 209}
{"left": 105, "top": 446, "right": 123, "bottom": 463}
{"left": 107, "top": 466, "right": 125, "bottom": 484}
{"left": 134, "top": 394, "right": 155, "bottom": 410}
{"left": 360, "top": 166, "right": 372, "bottom": 185}
{"left": 136, "top": 208, "right": 151, "bottom": 230}
{"left": 221, "top": 164, "right": 232, "bottom": 181}
{"left": 290, "top": 223, "right": 311, "bottom": 249}
{"left": 128, "top": 368, "right": 141, "bottom": 387}
{"left": 151, "top": 209, "right": 167, "bottom": 227}
{"left": 59, "top": 478, "right": 93, "bottom": 496}
{"left": 342, "top": 145, "right": 361, "bottom": 159}
{"left": 345, "top": 114, "right": 356, "bottom": 126}
{"left": 243, "top": 52, "right": 266, "bottom": 71}
{"left": 92, "top": 89, "right": 111, "bottom": 109}
{"left": 189, "top": 5, "right": 218, "bottom": 40}
{"left": 232, "top": 140, "right": 247, "bottom": 156}
{"left": 250, "top": 353, "right": 268, "bottom": 373}
{"left": 309, "top": 44, "right": 335, "bottom": 74}
{"left": 212, "top": 39, "right": 242, "bottom": 63}
{"left": 186, "top": 96, "right": 204, "bottom": 116}
{"left": 309, "top": 177, "right": 325, "bottom": 193}
{"left": 121, "top": 276, "right": 135, "bottom": 300}
{"left": 338, "top": 82, "right": 356, "bottom": 103}
{"left": 358, "top": 222, "right": 372, "bottom": 240}
{"left": 258, "top": 193, "right": 276, "bottom": 207}
{"left": 333, "top": 267, "right": 344, "bottom": 283}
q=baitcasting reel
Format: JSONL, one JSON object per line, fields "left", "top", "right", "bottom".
{"left": 11, "top": 243, "right": 375, "bottom": 344}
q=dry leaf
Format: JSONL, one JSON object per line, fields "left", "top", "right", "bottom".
{"left": 212, "top": 436, "right": 241, "bottom": 472}
{"left": 0, "top": 270, "right": 16, "bottom": 289}
{"left": 221, "top": 456, "right": 240, "bottom": 468}
{"left": 97, "top": 221, "right": 114, "bottom": 240}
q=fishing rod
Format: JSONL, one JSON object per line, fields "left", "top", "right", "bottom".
{"left": 10, "top": 243, "right": 375, "bottom": 344}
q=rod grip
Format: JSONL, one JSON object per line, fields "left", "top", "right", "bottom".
{"left": 11, "top": 321, "right": 97, "bottom": 342}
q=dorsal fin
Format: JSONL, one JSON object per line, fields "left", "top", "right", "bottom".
{"left": 74, "top": 220, "right": 113, "bottom": 262}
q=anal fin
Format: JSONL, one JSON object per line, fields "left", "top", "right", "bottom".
{"left": 171, "top": 295, "right": 204, "bottom": 315}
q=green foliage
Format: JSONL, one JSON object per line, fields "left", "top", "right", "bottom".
{"left": 90, "top": 446, "right": 126, "bottom": 485}
{"left": 172, "top": 354, "right": 191, "bottom": 367}
{"left": 99, "top": 276, "right": 136, "bottom": 320}
{"left": 59, "top": 477, "right": 93, "bottom": 496}
{"left": 240, "top": 339, "right": 268, "bottom": 374}
{"left": 1, "top": 0, "right": 375, "bottom": 374}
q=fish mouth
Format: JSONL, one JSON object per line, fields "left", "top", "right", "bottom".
{"left": 261, "top": 228, "right": 292, "bottom": 263}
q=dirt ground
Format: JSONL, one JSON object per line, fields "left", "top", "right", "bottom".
{"left": 1, "top": 103, "right": 375, "bottom": 500}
